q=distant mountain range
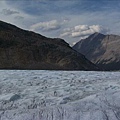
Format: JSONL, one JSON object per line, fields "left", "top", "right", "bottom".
{"left": 0, "top": 20, "right": 99, "bottom": 70}
{"left": 73, "top": 32, "right": 120, "bottom": 71}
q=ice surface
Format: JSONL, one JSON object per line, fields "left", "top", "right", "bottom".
{"left": 0, "top": 70, "right": 120, "bottom": 119}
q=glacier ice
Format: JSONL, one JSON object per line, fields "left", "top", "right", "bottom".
{"left": 0, "top": 70, "right": 120, "bottom": 119}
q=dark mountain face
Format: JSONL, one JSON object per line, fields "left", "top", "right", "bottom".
{"left": 73, "top": 32, "right": 120, "bottom": 71}
{"left": 0, "top": 21, "right": 99, "bottom": 70}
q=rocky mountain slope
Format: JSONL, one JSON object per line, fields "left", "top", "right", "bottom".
{"left": 0, "top": 21, "right": 98, "bottom": 70}
{"left": 73, "top": 32, "right": 120, "bottom": 70}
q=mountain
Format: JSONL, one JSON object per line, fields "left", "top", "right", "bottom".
{"left": 73, "top": 32, "right": 120, "bottom": 71}
{"left": 0, "top": 20, "right": 99, "bottom": 70}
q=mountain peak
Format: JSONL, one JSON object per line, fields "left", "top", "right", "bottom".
{"left": 88, "top": 32, "right": 105, "bottom": 39}
{"left": 93, "top": 32, "right": 104, "bottom": 35}
{"left": 73, "top": 33, "right": 120, "bottom": 71}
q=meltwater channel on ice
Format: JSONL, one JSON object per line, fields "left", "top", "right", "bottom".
{"left": 0, "top": 70, "right": 120, "bottom": 120}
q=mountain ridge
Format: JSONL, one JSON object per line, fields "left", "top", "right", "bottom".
{"left": 0, "top": 20, "right": 99, "bottom": 70}
{"left": 73, "top": 32, "right": 120, "bottom": 70}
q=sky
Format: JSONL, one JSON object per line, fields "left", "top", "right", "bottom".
{"left": 0, "top": 0, "right": 120, "bottom": 46}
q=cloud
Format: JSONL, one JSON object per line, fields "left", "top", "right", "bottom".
{"left": 1, "top": 9, "right": 19, "bottom": 15}
{"left": 30, "top": 20, "right": 66, "bottom": 32}
{"left": 0, "top": 1, "right": 35, "bottom": 30}
{"left": 0, "top": 0, "right": 119, "bottom": 46}
{"left": 14, "top": 16, "right": 24, "bottom": 20}
{"left": 60, "top": 25, "right": 109, "bottom": 38}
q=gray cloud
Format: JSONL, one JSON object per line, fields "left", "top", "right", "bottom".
{"left": 60, "top": 25, "right": 109, "bottom": 38}
{"left": 30, "top": 20, "right": 67, "bottom": 32}
{"left": 1, "top": 9, "right": 19, "bottom": 15}
{"left": 14, "top": 16, "right": 24, "bottom": 20}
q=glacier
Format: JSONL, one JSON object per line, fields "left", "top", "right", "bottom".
{"left": 0, "top": 70, "right": 120, "bottom": 120}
